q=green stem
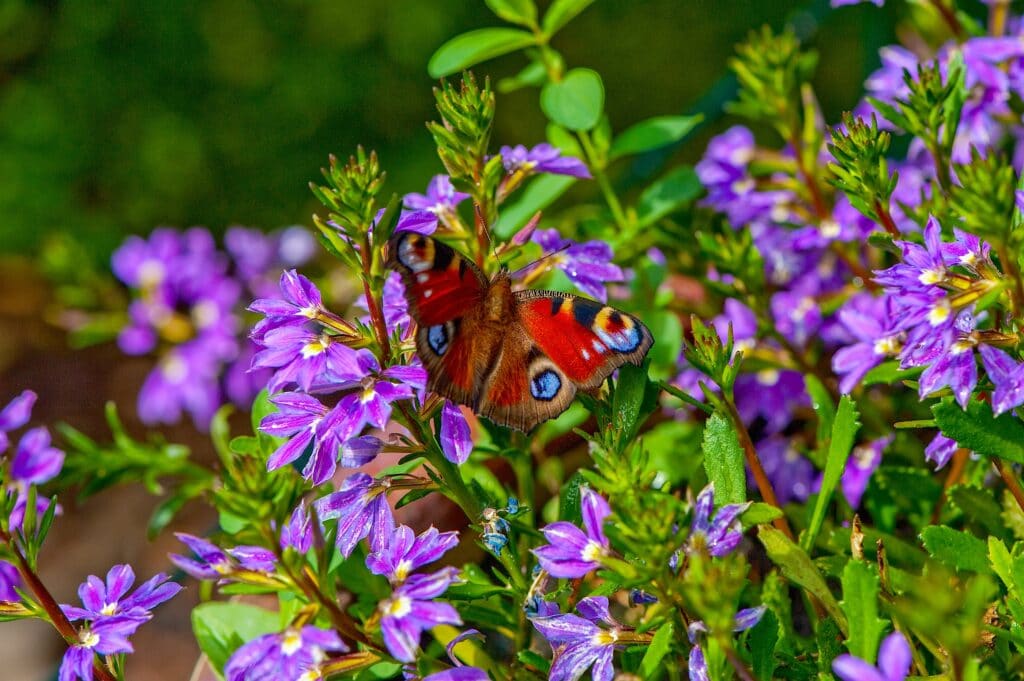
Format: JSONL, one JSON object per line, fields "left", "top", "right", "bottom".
{"left": 577, "top": 130, "right": 629, "bottom": 230}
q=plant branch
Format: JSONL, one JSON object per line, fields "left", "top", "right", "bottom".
{"left": 993, "top": 457, "right": 1024, "bottom": 516}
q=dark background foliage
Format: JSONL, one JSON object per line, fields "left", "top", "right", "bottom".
{"left": 0, "top": 1, "right": 896, "bottom": 679}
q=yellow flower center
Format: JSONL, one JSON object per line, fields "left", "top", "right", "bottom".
{"left": 756, "top": 369, "right": 780, "bottom": 387}
{"left": 101, "top": 602, "right": 118, "bottom": 616}
{"left": 873, "top": 335, "right": 901, "bottom": 356}
{"left": 393, "top": 559, "right": 413, "bottom": 583}
{"left": 581, "top": 540, "right": 604, "bottom": 562}
{"left": 592, "top": 629, "right": 619, "bottom": 646}
{"left": 281, "top": 629, "right": 303, "bottom": 656}
{"left": 927, "top": 299, "right": 952, "bottom": 326}
{"left": 382, "top": 596, "right": 412, "bottom": 619}
{"left": 301, "top": 335, "right": 330, "bottom": 359}
{"left": 80, "top": 629, "right": 100, "bottom": 649}
{"left": 918, "top": 268, "right": 946, "bottom": 285}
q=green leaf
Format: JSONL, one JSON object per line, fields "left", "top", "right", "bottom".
{"left": 759, "top": 526, "right": 848, "bottom": 634}
{"left": 542, "top": 0, "right": 595, "bottom": 35}
{"left": 560, "top": 472, "right": 584, "bottom": 525}
{"left": 804, "top": 374, "right": 836, "bottom": 445}
{"left": 485, "top": 0, "right": 537, "bottom": 26}
{"left": 862, "top": 360, "right": 920, "bottom": 386}
{"left": 921, "top": 526, "right": 993, "bottom": 574}
{"left": 949, "top": 484, "right": 1007, "bottom": 538}
{"left": 636, "top": 165, "right": 701, "bottom": 226}
{"left": 428, "top": 28, "right": 537, "bottom": 78}
{"left": 748, "top": 609, "right": 779, "bottom": 681}
{"left": 493, "top": 174, "right": 577, "bottom": 238}
{"left": 802, "top": 395, "right": 861, "bottom": 551}
{"left": 191, "top": 602, "right": 279, "bottom": 672}
{"left": 701, "top": 412, "right": 747, "bottom": 505}
{"left": 989, "top": 536, "right": 1015, "bottom": 591}
{"left": 742, "top": 502, "right": 783, "bottom": 526}
{"left": 933, "top": 398, "right": 1024, "bottom": 464}
{"left": 639, "top": 621, "right": 674, "bottom": 678}
{"left": 611, "top": 362, "right": 654, "bottom": 442}
{"left": 540, "top": 68, "right": 605, "bottom": 131}
{"left": 610, "top": 114, "right": 702, "bottom": 159}
{"left": 840, "top": 561, "right": 887, "bottom": 663}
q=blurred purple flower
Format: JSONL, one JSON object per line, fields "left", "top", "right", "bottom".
{"left": 0, "top": 561, "right": 20, "bottom": 601}
{"left": 378, "top": 567, "right": 462, "bottom": 662}
{"left": 533, "top": 229, "right": 624, "bottom": 302}
{"left": 224, "top": 626, "right": 348, "bottom": 681}
{"left": 367, "top": 525, "right": 459, "bottom": 584}
{"left": 7, "top": 425, "right": 64, "bottom": 531}
{"left": 770, "top": 290, "right": 821, "bottom": 347}
{"left": 735, "top": 370, "right": 809, "bottom": 436}
{"left": 755, "top": 435, "right": 816, "bottom": 505}
{"left": 169, "top": 533, "right": 275, "bottom": 580}
{"left": 315, "top": 473, "right": 395, "bottom": 558}
{"left": 0, "top": 389, "right": 35, "bottom": 452}
{"left": 832, "top": 294, "right": 904, "bottom": 394}
{"left": 137, "top": 342, "right": 222, "bottom": 429}
{"left": 925, "top": 432, "right": 959, "bottom": 470}
{"left": 440, "top": 401, "right": 473, "bottom": 465}
{"left": 500, "top": 143, "right": 591, "bottom": 179}
{"left": 280, "top": 502, "right": 313, "bottom": 554}
{"left": 529, "top": 597, "right": 623, "bottom": 681}
{"left": 687, "top": 607, "right": 766, "bottom": 681}
{"left": 534, "top": 487, "right": 611, "bottom": 578}
{"left": 833, "top": 631, "right": 911, "bottom": 681}
{"left": 688, "top": 484, "right": 750, "bottom": 557}
{"left": 60, "top": 564, "right": 180, "bottom": 623}
{"left": 404, "top": 175, "right": 470, "bottom": 232}
{"left": 841, "top": 436, "right": 892, "bottom": 509}
{"left": 979, "top": 345, "right": 1024, "bottom": 416}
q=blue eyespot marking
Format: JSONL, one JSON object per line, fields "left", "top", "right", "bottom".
{"left": 596, "top": 324, "right": 641, "bottom": 352}
{"left": 531, "top": 369, "right": 561, "bottom": 401}
{"left": 427, "top": 324, "right": 449, "bottom": 356}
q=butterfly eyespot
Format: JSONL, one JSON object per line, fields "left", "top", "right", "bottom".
{"left": 427, "top": 323, "right": 452, "bottom": 356}
{"left": 530, "top": 369, "right": 561, "bottom": 401}
{"left": 397, "top": 234, "right": 435, "bottom": 273}
{"left": 594, "top": 308, "right": 641, "bottom": 353}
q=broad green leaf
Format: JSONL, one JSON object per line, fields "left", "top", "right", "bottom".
{"left": 742, "top": 502, "right": 783, "bottom": 526}
{"left": 485, "top": 0, "right": 537, "bottom": 26}
{"left": 921, "top": 526, "right": 992, "bottom": 574}
{"left": 542, "top": 0, "right": 595, "bottom": 35}
{"left": 840, "top": 561, "right": 887, "bottom": 663}
{"left": 560, "top": 472, "right": 584, "bottom": 525}
{"left": 645, "top": 308, "right": 683, "bottom": 375}
{"left": 759, "top": 526, "right": 848, "bottom": 633}
{"left": 612, "top": 362, "right": 656, "bottom": 442}
{"left": 636, "top": 165, "right": 701, "bottom": 226}
{"left": 192, "top": 602, "right": 279, "bottom": 672}
{"left": 804, "top": 373, "right": 836, "bottom": 445}
{"left": 702, "top": 412, "right": 747, "bottom": 505}
{"left": 933, "top": 398, "right": 1024, "bottom": 464}
{"left": 949, "top": 484, "right": 1007, "bottom": 538}
{"left": 816, "top": 618, "right": 843, "bottom": 675}
{"left": 639, "top": 621, "right": 674, "bottom": 678}
{"left": 749, "top": 609, "right": 779, "bottom": 681}
{"left": 540, "top": 68, "right": 604, "bottom": 131}
{"left": 493, "top": 174, "right": 577, "bottom": 238}
{"left": 428, "top": 28, "right": 537, "bottom": 78}
{"left": 802, "top": 396, "right": 861, "bottom": 551}
{"left": 862, "top": 361, "right": 919, "bottom": 386}
{"left": 610, "top": 114, "right": 703, "bottom": 159}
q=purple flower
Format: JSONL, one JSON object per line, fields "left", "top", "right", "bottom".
{"left": 7, "top": 425, "right": 64, "bottom": 531}
{"left": 224, "top": 626, "right": 348, "bottom": 681}
{"left": 755, "top": 435, "right": 816, "bottom": 505}
{"left": 252, "top": 325, "right": 363, "bottom": 394}
{"left": 249, "top": 270, "right": 326, "bottom": 326}
{"left": 532, "top": 229, "right": 624, "bottom": 302}
{"left": 367, "top": 525, "right": 459, "bottom": 584}
{"left": 169, "top": 533, "right": 276, "bottom": 580}
{"left": 832, "top": 295, "right": 905, "bottom": 394}
{"left": 916, "top": 310, "right": 979, "bottom": 408}
{"left": 136, "top": 342, "right": 222, "bottom": 429}
{"left": 60, "top": 564, "right": 181, "bottom": 623}
{"left": 735, "top": 370, "right": 809, "bottom": 436}
{"left": 440, "top": 401, "right": 473, "bottom": 465}
{"left": 925, "top": 432, "right": 959, "bottom": 470}
{"left": 358, "top": 271, "right": 412, "bottom": 338}
{"left": 500, "top": 144, "right": 591, "bottom": 179}
{"left": 60, "top": 616, "right": 145, "bottom": 681}
{"left": 534, "top": 487, "right": 611, "bottom": 578}
{"left": 529, "top": 597, "right": 623, "bottom": 681}
{"left": 688, "top": 484, "right": 749, "bottom": 557}
{"left": 979, "top": 345, "right": 1024, "bottom": 416}
{"left": 770, "top": 290, "right": 821, "bottom": 347}
{"left": 314, "top": 473, "right": 395, "bottom": 558}
{"left": 0, "top": 389, "right": 35, "bottom": 452}
{"left": 422, "top": 668, "right": 489, "bottom": 681}
{"left": 0, "top": 561, "right": 21, "bottom": 601}
{"left": 833, "top": 631, "right": 911, "bottom": 681}
{"left": 687, "top": 607, "right": 765, "bottom": 681}
{"left": 840, "top": 436, "right": 892, "bottom": 509}
{"left": 378, "top": 567, "right": 462, "bottom": 662}
{"left": 404, "top": 175, "right": 470, "bottom": 231}
{"left": 874, "top": 217, "right": 949, "bottom": 293}
{"left": 280, "top": 502, "right": 313, "bottom": 554}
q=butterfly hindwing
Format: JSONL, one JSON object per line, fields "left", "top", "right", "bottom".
{"left": 387, "top": 232, "right": 492, "bottom": 404}
{"left": 515, "top": 291, "right": 654, "bottom": 390}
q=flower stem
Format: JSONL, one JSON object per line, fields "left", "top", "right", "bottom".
{"left": 0, "top": 529, "right": 116, "bottom": 681}
{"left": 577, "top": 130, "right": 629, "bottom": 230}
{"left": 930, "top": 447, "right": 969, "bottom": 525}
{"left": 993, "top": 457, "right": 1024, "bottom": 516}
{"left": 360, "top": 235, "right": 391, "bottom": 361}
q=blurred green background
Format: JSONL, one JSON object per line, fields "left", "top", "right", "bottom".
{"left": 0, "top": 0, "right": 899, "bottom": 262}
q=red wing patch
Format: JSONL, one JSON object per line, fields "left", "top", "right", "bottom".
{"left": 387, "top": 232, "right": 488, "bottom": 327}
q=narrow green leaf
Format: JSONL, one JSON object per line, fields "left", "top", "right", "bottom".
{"left": 933, "top": 398, "right": 1024, "bottom": 464}
{"left": 639, "top": 621, "right": 674, "bottom": 678}
{"left": 485, "top": 0, "right": 537, "bottom": 26}
{"left": 840, "top": 561, "right": 887, "bottom": 663}
{"left": 862, "top": 360, "right": 919, "bottom": 386}
{"left": 636, "top": 165, "right": 701, "bottom": 226}
{"left": 611, "top": 362, "right": 654, "bottom": 442}
{"left": 742, "top": 502, "right": 783, "bottom": 526}
{"left": 759, "top": 526, "right": 848, "bottom": 634}
{"left": 749, "top": 609, "right": 779, "bottom": 681}
{"left": 610, "top": 114, "right": 702, "bottom": 159}
{"left": 802, "top": 395, "right": 861, "bottom": 551}
{"left": 428, "top": 28, "right": 537, "bottom": 78}
{"left": 540, "top": 68, "right": 604, "bottom": 131}
{"left": 921, "top": 526, "right": 993, "bottom": 574}
{"left": 191, "top": 602, "right": 279, "bottom": 672}
{"left": 560, "top": 472, "right": 584, "bottom": 525}
{"left": 804, "top": 373, "right": 836, "bottom": 445}
{"left": 493, "top": 174, "right": 576, "bottom": 238}
{"left": 702, "top": 412, "right": 747, "bottom": 505}
{"left": 542, "top": 0, "right": 595, "bottom": 35}
{"left": 989, "top": 536, "right": 1015, "bottom": 591}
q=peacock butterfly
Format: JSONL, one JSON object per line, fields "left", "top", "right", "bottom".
{"left": 386, "top": 231, "right": 653, "bottom": 430}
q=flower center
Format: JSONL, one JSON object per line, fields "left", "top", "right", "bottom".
{"left": 820, "top": 219, "right": 841, "bottom": 239}
{"left": 918, "top": 267, "right": 946, "bottom": 285}
{"left": 301, "top": 335, "right": 330, "bottom": 359}
{"left": 873, "top": 335, "right": 901, "bottom": 356}
{"left": 592, "top": 629, "right": 619, "bottom": 647}
{"left": 382, "top": 595, "right": 412, "bottom": 619}
{"left": 581, "top": 540, "right": 605, "bottom": 563}
{"left": 393, "top": 559, "right": 413, "bottom": 583}
{"left": 299, "top": 305, "right": 319, "bottom": 319}
{"left": 730, "top": 178, "right": 754, "bottom": 195}
{"left": 191, "top": 300, "right": 219, "bottom": 329}
{"left": 281, "top": 629, "right": 303, "bottom": 656}
{"left": 138, "top": 260, "right": 165, "bottom": 288}
{"left": 756, "top": 369, "right": 780, "bottom": 386}
{"left": 927, "top": 299, "right": 952, "bottom": 326}
{"left": 852, "top": 445, "right": 875, "bottom": 469}
{"left": 161, "top": 354, "right": 189, "bottom": 383}
{"left": 79, "top": 629, "right": 100, "bottom": 649}
{"left": 101, "top": 602, "right": 118, "bottom": 616}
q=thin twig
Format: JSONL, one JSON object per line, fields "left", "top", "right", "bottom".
{"left": 930, "top": 447, "right": 969, "bottom": 525}
{"left": 994, "top": 457, "right": 1024, "bottom": 516}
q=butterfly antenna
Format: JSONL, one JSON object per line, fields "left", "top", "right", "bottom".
{"left": 508, "top": 242, "right": 570, "bottom": 281}
{"left": 473, "top": 202, "right": 494, "bottom": 269}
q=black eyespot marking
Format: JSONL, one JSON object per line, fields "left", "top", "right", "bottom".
{"left": 427, "top": 324, "right": 450, "bottom": 356}
{"left": 550, "top": 297, "right": 563, "bottom": 316}
{"left": 571, "top": 298, "right": 602, "bottom": 328}
{"left": 433, "top": 240, "right": 454, "bottom": 270}
{"left": 531, "top": 369, "right": 561, "bottom": 401}
{"left": 458, "top": 259, "right": 467, "bottom": 280}
{"left": 608, "top": 311, "right": 623, "bottom": 327}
